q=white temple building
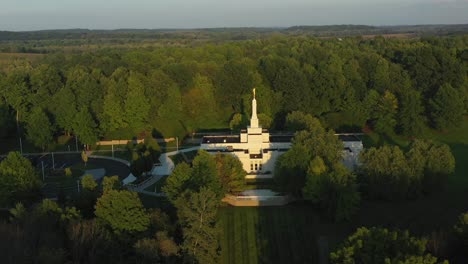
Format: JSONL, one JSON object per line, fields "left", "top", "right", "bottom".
{"left": 200, "top": 89, "right": 363, "bottom": 179}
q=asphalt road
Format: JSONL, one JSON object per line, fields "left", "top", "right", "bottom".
{"left": 14, "top": 152, "right": 130, "bottom": 179}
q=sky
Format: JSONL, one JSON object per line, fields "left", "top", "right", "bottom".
{"left": 1, "top": 0, "right": 467, "bottom": 31}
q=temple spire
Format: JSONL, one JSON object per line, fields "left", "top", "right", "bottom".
{"left": 250, "top": 88, "right": 259, "bottom": 128}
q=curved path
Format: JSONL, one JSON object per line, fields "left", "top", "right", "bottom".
{"left": 126, "top": 146, "right": 200, "bottom": 192}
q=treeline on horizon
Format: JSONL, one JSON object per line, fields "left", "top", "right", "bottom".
{"left": 1, "top": 24, "right": 468, "bottom": 49}
{"left": 0, "top": 35, "right": 467, "bottom": 150}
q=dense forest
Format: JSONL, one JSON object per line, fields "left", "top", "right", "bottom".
{"left": 0, "top": 30, "right": 467, "bottom": 263}
{"left": 0, "top": 34, "right": 467, "bottom": 150}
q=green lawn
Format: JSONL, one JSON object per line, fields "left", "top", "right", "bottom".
{"left": 219, "top": 206, "right": 319, "bottom": 264}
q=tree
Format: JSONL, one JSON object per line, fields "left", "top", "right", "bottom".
{"left": 134, "top": 231, "right": 179, "bottom": 263}
{"left": 163, "top": 162, "right": 192, "bottom": 202}
{"left": 258, "top": 113, "right": 272, "bottom": 129}
{"left": 373, "top": 91, "right": 398, "bottom": 134}
{"left": 359, "top": 145, "right": 411, "bottom": 200}
{"left": 423, "top": 142, "right": 455, "bottom": 193}
{"left": 330, "top": 227, "right": 443, "bottom": 264}
{"left": 95, "top": 190, "right": 150, "bottom": 234}
{"left": 303, "top": 161, "right": 360, "bottom": 221}
{"left": 25, "top": 107, "right": 53, "bottom": 150}
{"left": 454, "top": 211, "right": 468, "bottom": 253}
{"left": 73, "top": 108, "right": 97, "bottom": 147}
{"left": 398, "top": 89, "right": 426, "bottom": 136}
{"left": 191, "top": 150, "right": 223, "bottom": 198}
{"left": 81, "top": 174, "right": 97, "bottom": 191}
{"left": 429, "top": 83, "right": 464, "bottom": 130}
{"left": 29, "top": 64, "right": 62, "bottom": 110}
{"left": 175, "top": 188, "right": 220, "bottom": 264}
{"left": 102, "top": 79, "right": 127, "bottom": 132}
{"left": 0, "top": 151, "right": 41, "bottom": 206}
{"left": 214, "top": 154, "right": 246, "bottom": 194}
{"left": 51, "top": 87, "right": 77, "bottom": 135}
{"left": 124, "top": 73, "right": 150, "bottom": 133}
{"left": 81, "top": 151, "right": 88, "bottom": 167}
{"left": 102, "top": 176, "right": 121, "bottom": 193}
{"left": 229, "top": 113, "right": 244, "bottom": 131}
{"left": 64, "top": 167, "right": 72, "bottom": 178}
{"left": 276, "top": 112, "right": 343, "bottom": 195}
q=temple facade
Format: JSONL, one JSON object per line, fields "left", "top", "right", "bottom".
{"left": 200, "top": 89, "right": 363, "bottom": 179}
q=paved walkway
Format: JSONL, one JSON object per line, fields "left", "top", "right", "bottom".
{"left": 127, "top": 146, "right": 200, "bottom": 192}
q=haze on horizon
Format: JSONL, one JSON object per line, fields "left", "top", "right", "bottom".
{"left": 1, "top": 0, "right": 468, "bottom": 31}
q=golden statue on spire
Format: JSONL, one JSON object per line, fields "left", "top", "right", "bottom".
{"left": 253, "top": 88, "right": 256, "bottom": 99}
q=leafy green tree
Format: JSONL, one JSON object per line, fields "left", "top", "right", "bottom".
{"left": 303, "top": 161, "right": 360, "bottom": 221}
{"left": 258, "top": 113, "right": 272, "bottom": 129}
{"left": 0, "top": 103, "right": 14, "bottom": 138}
{"left": 29, "top": 64, "right": 62, "bottom": 110}
{"left": 81, "top": 174, "right": 97, "bottom": 191}
{"left": 65, "top": 66, "right": 102, "bottom": 116}
{"left": 191, "top": 150, "right": 223, "bottom": 198}
{"left": 423, "top": 142, "right": 455, "bottom": 193}
{"left": 163, "top": 162, "right": 192, "bottom": 202}
{"left": 134, "top": 231, "right": 179, "bottom": 263}
{"left": 229, "top": 113, "right": 244, "bottom": 131}
{"left": 429, "top": 83, "right": 464, "bottom": 130}
{"left": 73, "top": 108, "right": 97, "bottom": 147}
{"left": 25, "top": 107, "right": 53, "bottom": 150}
{"left": 398, "top": 89, "right": 426, "bottom": 136}
{"left": 102, "top": 175, "right": 121, "bottom": 193}
{"left": 0, "top": 151, "right": 41, "bottom": 205}
{"left": 359, "top": 145, "right": 411, "bottom": 200}
{"left": 330, "top": 227, "right": 442, "bottom": 264}
{"left": 81, "top": 150, "right": 88, "bottom": 166}
{"left": 102, "top": 79, "right": 127, "bottom": 132}
{"left": 276, "top": 112, "right": 343, "bottom": 196}
{"left": 51, "top": 87, "right": 77, "bottom": 135}
{"left": 216, "top": 59, "right": 256, "bottom": 112}
{"left": 124, "top": 73, "right": 150, "bottom": 133}
{"left": 1, "top": 67, "right": 31, "bottom": 125}
{"left": 374, "top": 91, "right": 398, "bottom": 134}
{"left": 183, "top": 74, "right": 219, "bottom": 129}
{"left": 64, "top": 167, "right": 72, "bottom": 178}
{"left": 214, "top": 154, "right": 246, "bottom": 194}
{"left": 95, "top": 190, "right": 150, "bottom": 234}
{"left": 454, "top": 211, "right": 468, "bottom": 251}
{"left": 175, "top": 188, "right": 220, "bottom": 264}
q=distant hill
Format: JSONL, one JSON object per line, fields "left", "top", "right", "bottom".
{"left": 0, "top": 24, "right": 467, "bottom": 41}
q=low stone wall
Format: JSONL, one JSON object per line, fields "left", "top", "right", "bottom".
{"left": 222, "top": 194, "right": 293, "bottom": 206}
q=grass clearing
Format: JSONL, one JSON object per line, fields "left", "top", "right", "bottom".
{"left": 219, "top": 206, "right": 319, "bottom": 264}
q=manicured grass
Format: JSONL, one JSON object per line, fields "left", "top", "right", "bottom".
{"left": 219, "top": 206, "right": 319, "bottom": 264}
{"left": 169, "top": 150, "right": 198, "bottom": 165}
